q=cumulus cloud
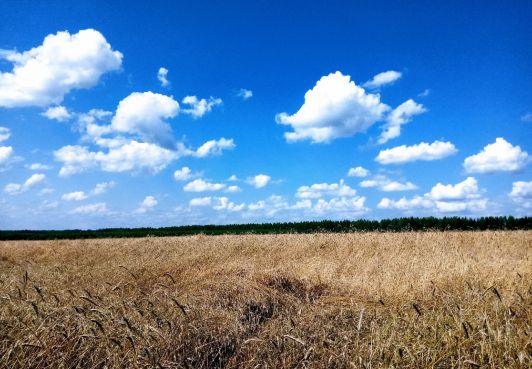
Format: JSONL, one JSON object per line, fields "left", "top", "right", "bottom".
{"left": 296, "top": 180, "right": 356, "bottom": 199}
{"left": 463, "top": 138, "right": 529, "bottom": 173}
{"left": 173, "top": 166, "right": 192, "bottom": 181}
{"left": 378, "top": 177, "right": 487, "bottom": 213}
{"left": 347, "top": 166, "right": 369, "bottom": 178}
{"left": 92, "top": 181, "right": 115, "bottom": 195}
{"left": 237, "top": 88, "right": 253, "bottom": 100}
{"left": 194, "top": 138, "right": 235, "bottom": 157}
{"left": 62, "top": 191, "right": 88, "bottom": 201}
{"left": 313, "top": 196, "right": 367, "bottom": 215}
{"left": 0, "top": 146, "right": 16, "bottom": 171}
{"left": 226, "top": 185, "right": 241, "bottom": 193}
{"left": 363, "top": 70, "right": 402, "bottom": 89}
{"left": 0, "top": 29, "right": 122, "bottom": 108}
{"left": 509, "top": 181, "right": 532, "bottom": 209}
{"left": 376, "top": 140, "right": 457, "bottom": 164}
{"left": 135, "top": 196, "right": 158, "bottom": 213}
{"left": 0, "top": 127, "right": 11, "bottom": 142}
{"left": 360, "top": 175, "right": 417, "bottom": 192}
{"left": 112, "top": 92, "right": 179, "bottom": 147}
{"left": 182, "top": 96, "right": 222, "bottom": 118}
{"left": 212, "top": 197, "right": 246, "bottom": 212}
{"left": 276, "top": 71, "right": 389, "bottom": 143}
{"left": 42, "top": 105, "right": 72, "bottom": 122}
{"left": 247, "top": 174, "right": 271, "bottom": 189}
{"left": 4, "top": 173, "right": 46, "bottom": 194}
{"left": 157, "top": 67, "right": 169, "bottom": 87}
{"left": 70, "top": 202, "right": 108, "bottom": 215}
{"left": 378, "top": 99, "right": 426, "bottom": 144}
{"left": 183, "top": 179, "right": 225, "bottom": 192}
{"left": 189, "top": 197, "right": 213, "bottom": 207}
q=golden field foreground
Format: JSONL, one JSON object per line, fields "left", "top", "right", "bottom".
{"left": 0, "top": 232, "right": 530, "bottom": 368}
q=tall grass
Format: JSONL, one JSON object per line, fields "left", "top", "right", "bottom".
{"left": 0, "top": 231, "right": 530, "bottom": 368}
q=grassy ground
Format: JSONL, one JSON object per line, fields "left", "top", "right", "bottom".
{"left": 0, "top": 231, "right": 530, "bottom": 368}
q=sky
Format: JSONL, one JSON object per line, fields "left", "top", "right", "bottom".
{"left": 0, "top": 0, "right": 531, "bottom": 230}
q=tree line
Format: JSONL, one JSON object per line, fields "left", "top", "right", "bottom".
{"left": 0, "top": 216, "right": 530, "bottom": 240}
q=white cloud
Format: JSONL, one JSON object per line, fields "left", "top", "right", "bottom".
{"left": 378, "top": 177, "right": 487, "bottom": 213}
{"left": 212, "top": 197, "right": 246, "bottom": 212}
{"left": 276, "top": 71, "right": 389, "bottom": 143}
{"left": 112, "top": 92, "right": 179, "bottom": 146}
{"left": 0, "top": 127, "right": 11, "bottom": 142}
{"left": 247, "top": 174, "right": 271, "bottom": 188}
{"left": 157, "top": 67, "right": 169, "bottom": 87}
{"left": 418, "top": 89, "right": 431, "bottom": 97}
{"left": 347, "top": 166, "right": 369, "bottom": 178}
{"left": 4, "top": 173, "right": 46, "bottom": 194}
{"left": 363, "top": 70, "right": 402, "bottom": 89}
{"left": 0, "top": 29, "right": 122, "bottom": 108}
{"left": 0, "top": 146, "right": 15, "bottom": 171}
{"left": 378, "top": 99, "right": 426, "bottom": 144}
{"left": 189, "top": 197, "right": 212, "bottom": 207}
{"left": 509, "top": 181, "right": 532, "bottom": 209}
{"left": 313, "top": 196, "right": 367, "bottom": 215}
{"left": 183, "top": 179, "right": 225, "bottom": 192}
{"left": 42, "top": 105, "right": 72, "bottom": 122}
{"left": 360, "top": 175, "right": 417, "bottom": 192}
{"left": 92, "top": 181, "right": 115, "bottom": 195}
{"left": 182, "top": 95, "right": 222, "bottom": 118}
{"left": 174, "top": 166, "right": 192, "bottom": 181}
{"left": 194, "top": 138, "right": 235, "bottom": 157}
{"left": 70, "top": 202, "right": 108, "bottom": 215}
{"left": 228, "top": 174, "right": 238, "bottom": 181}
{"left": 376, "top": 140, "right": 457, "bottom": 164}
{"left": 62, "top": 191, "right": 88, "bottom": 201}
{"left": 296, "top": 180, "right": 356, "bottom": 199}
{"left": 135, "top": 195, "right": 158, "bottom": 213}
{"left": 237, "top": 88, "right": 253, "bottom": 100}
{"left": 226, "top": 185, "right": 241, "bottom": 193}
{"left": 27, "top": 163, "right": 52, "bottom": 170}
{"left": 463, "top": 138, "right": 529, "bottom": 173}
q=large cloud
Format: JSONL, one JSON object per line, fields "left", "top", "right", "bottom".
{"left": 376, "top": 140, "right": 457, "bottom": 164}
{"left": 0, "top": 29, "right": 122, "bottom": 108}
{"left": 276, "top": 71, "right": 389, "bottom": 143}
{"left": 463, "top": 138, "right": 529, "bottom": 173}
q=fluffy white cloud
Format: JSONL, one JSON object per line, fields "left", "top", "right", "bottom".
{"left": 363, "top": 70, "right": 402, "bottom": 89}
{"left": 112, "top": 92, "right": 179, "bottom": 146}
{"left": 174, "top": 166, "right": 192, "bottom": 181}
{"left": 183, "top": 179, "right": 225, "bottom": 192}
{"left": 276, "top": 71, "right": 389, "bottom": 143}
{"left": 157, "top": 67, "right": 169, "bottom": 87}
{"left": 182, "top": 96, "right": 222, "bottom": 118}
{"left": 228, "top": 174, "right": 238, "bottom": 181}
{"left": 509, "top": 181, "right": 532, "bottom": 209}
{"left": 347, "top": 166, "right": 369, "bottom": 178}
{"left": 92, "top": 181, "right": 115, "bottom": 195}
{"left": 194, "top": 138, "right": 235, "bottom": 157}
{"left": 360, "top": 175, "right": 417, "bottom": 192}
{"left": 376, "top": 140, "right": 457, "bottom": 164}
{"left": 0, "top": 146, "right": 15, "bottom": 171}
{"left": 27, "top": 163, "right": 52, "bottom": 170}
{"left": 226, "top": 185, "right": 241, "bottom": 193}
{"left": 70, "top": 202, "right": 108, "bottom": 215}
{"left": 0, "top": 127, "right": 11, "bottom": 142}
{"left": 313, "top": 196, "right": 367, "bottom": 215}
{"left": 62, "top": 191, "right": 88, "bottom": 201}
{"left": 55, "top": 140, "right": 179, "bottom": 176}
{"left": 463, "top": 138, "right": 529, "bottom": 173}
{"left": 247, "top": 174, "right": 271, "bottom": 188}
{"left": 378, "top": 99, "right": 426, "bottom": 144}
{"left": 135, "top": 196, "right": 158, "bottom": 213}
{"left": 237, "top": 88, "right": 253, "bottom": 100}
{"left": 296, "top": 180, "right": 356, "bottom": 199}
{"left": 212, "top": 197, "right": 246, "bottom": 212}
{"left": 0, "top": 29, "right": 122, "bottom": 107}
{"left": 189, "top": 197, "right": 213, "bottom": 207}
{"left": 378, "top": 177, "right": 487, "bottom": 213}
{"left": 4, "top": 173, "right": 46, "bottom": 194}
{"left": 42, "top": 106, "right": 72, "bottom": 122}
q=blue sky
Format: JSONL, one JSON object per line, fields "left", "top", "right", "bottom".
{"left": 0, "top": 1, "right": 531, "bottom": 229}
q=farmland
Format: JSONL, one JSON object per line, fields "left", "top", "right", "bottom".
{"left": 0, "top": 231, "right": 530, "bottom": 368}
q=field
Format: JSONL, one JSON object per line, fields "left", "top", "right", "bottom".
{"left": 0, "top": 231, "right": 530, "bottom": 368}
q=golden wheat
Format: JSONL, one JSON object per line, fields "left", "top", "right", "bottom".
{"left": 0, "top": 231, "right": 530, "bottom": 368}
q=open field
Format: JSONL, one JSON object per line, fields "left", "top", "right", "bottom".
{"left": 0, "top": 232, "right": 530, "bottom": 368}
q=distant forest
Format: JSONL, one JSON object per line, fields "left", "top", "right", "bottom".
{"left": 0, "top": 216, "right": 530, "bottom": 240}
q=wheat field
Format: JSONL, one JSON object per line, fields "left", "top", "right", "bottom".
{"left": 0, "top": 231, "right": 530, "bottom": 368}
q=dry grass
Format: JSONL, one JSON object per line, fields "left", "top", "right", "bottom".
{"left": 0, "top": 231, "right": 530, "bottom": 368}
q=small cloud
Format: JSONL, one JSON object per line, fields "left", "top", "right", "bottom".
{"left": 157, "top": 67, "right": 170, "bottom": 87}
{"left": 182, "top": 96, "right": 222, "bottom": 118}
{"left": 184, "top": 179, "right": 226, "bottom": 192}
{"left": 174, "top": 166, "right": 192, "bottom": 181}
{"left": 194, "top": 138, "right": 235, "bottom": 157}
{"left": 347, "top": 166, "right": 369, "bottom": 178}
{"left": 378, "top": 99, "right": 426, "bottom": 144}
{"left": 521, "top": 112, "right": 532, "bottom": 123}
{"left": 463, "top": 138, "right": 529, "bottom": 173}
{"left": 363, "top": 70, "right": 402, "bottom": 89}
{"left": 70, "top": 202, "right": 108, "bottom": 215}
{"left": 4, "top": 173, "right": 46, "bottom": 194}
{"left": 225, "top": 185, "right": 241, "bottom": 193}
{"left": 228, "top": 174, "right": 238, "bottom": 181}
{"left": 27, "top": 163, "right": 53, "bottom": 170}
{"left": 247, "top": 174, "right": 271, "bottom": 189}
{"left": 91, "top": 181, "right": 115, "bottom": 195}
{"left": 418, "top": 89, "right": 431, "bottom": 97}
{"left": 360, "top": 175, "right": 417, "bottom": 192}
{"left": 42, "top": 106, "right": 72, "bottom": 122}
{"left": 0, "top": 127, "right": 11, "bottom": 142}
{"left": 135, "top": 195, "right": 158, "bottom": 213}
{"left": 237, "top": 88, "right": 253, "bottom": 100}
{"left": 62, "top": 191, "right": 88, "bottom": 201}
{"left": 376, "top": 140, "right": 457, "bottom": 164}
